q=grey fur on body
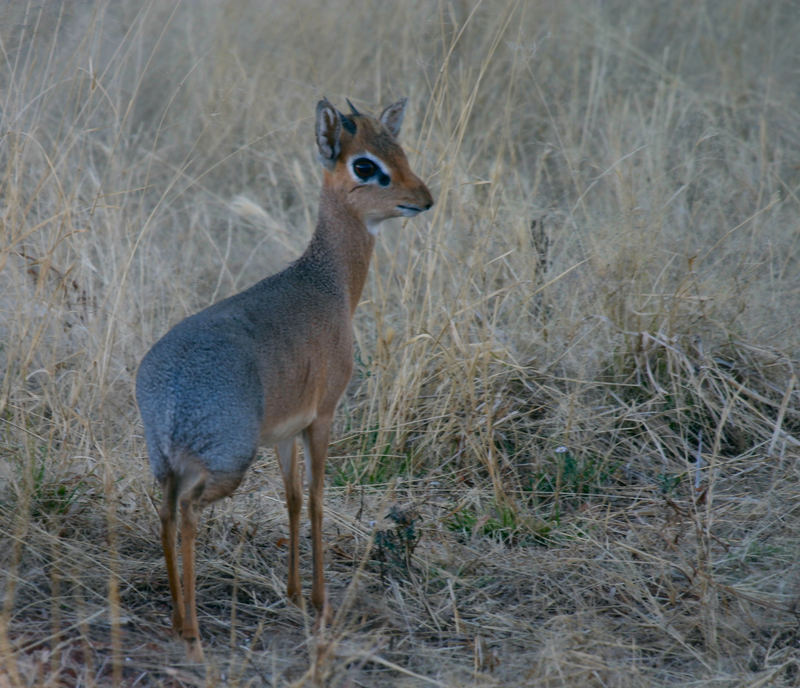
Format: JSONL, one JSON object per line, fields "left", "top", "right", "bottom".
{"left": 136, "top": 235, "right": 349, "bottom": 483}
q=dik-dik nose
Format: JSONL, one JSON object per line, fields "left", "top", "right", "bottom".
{"left": 418, "top": 184, "right": 434, "bottom": 211}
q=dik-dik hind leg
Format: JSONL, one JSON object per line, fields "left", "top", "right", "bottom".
{"left": 177, "top": 467, "right": 208, "bottom": 662}
{"left": 276, "top": 439, "right": 302, "bottom": 603}
{"left": 159, "top": 474, "right": 184, "bottom": 635}
{"left": 303, "top": 418, "right": 333, "bottom": 623}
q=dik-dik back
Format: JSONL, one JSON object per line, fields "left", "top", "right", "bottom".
{"left": 135, "top": 97, "right": 432, "bottom": 659}
{"left": 136, "top": 269, "right": 340, "bottom": 483}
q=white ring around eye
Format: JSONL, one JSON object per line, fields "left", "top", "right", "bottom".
{"left": 347, "top": 152, "right": 390, "bottom": 185}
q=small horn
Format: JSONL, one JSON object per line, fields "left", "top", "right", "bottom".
{"left": 345, "top": 98, "right": 361, "bottom": 116}
{"left": 338, "top": 110, "right": 357, "bottom": 135}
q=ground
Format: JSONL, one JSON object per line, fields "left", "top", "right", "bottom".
{"left": 1, "top": 1, "right": 799, "bottom": 686}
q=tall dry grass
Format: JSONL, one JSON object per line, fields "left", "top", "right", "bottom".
{"left": 1, "top": 1, "right": 799, "bottom": 685}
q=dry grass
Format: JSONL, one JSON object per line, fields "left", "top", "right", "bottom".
{"left": 2, "top": 1, "right": 799, "bottom": 685}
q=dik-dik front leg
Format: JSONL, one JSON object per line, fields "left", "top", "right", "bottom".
{"left": 276, "top": 439, "right": 302, "bottom": 603}
{"left": 303, "top": 417, "right": 333, "bottom": 622}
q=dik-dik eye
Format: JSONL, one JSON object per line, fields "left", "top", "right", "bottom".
{"left": 349, "top": 154, "right": 391, "bottom": 187}
{"left": 352, "top": 157, "right": 378, "bottom": 180}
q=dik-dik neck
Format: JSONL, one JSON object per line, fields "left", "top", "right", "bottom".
{"left": 299, "top": 185, "right": 376, "bottom": 316}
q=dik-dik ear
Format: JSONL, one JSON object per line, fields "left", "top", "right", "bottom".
{"left": 379, "top": 97, "right": 407, "bottom": 139}
{"left": 316, "top": 98, "right": 342, "bottom": 169}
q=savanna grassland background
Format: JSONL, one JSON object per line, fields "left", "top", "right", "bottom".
{"left": 2, "top": 1, "right": 799, "bottom": 686}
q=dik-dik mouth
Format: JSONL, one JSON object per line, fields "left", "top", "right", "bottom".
{"left": 397, "top": 202, "right": 432, "bottom": 216}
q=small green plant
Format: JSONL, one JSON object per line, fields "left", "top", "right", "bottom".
{"left": 353, "top": 347, "right": 373, "bottom": 380}
{"left": 658, "top": 472, "right": 682, "bottom": 495}
{"left": 445, "top": 500, "right": 552, "bottom": 546}
{"left": 529, "top": 446, "right": 618, "bottom": 510}
{"left": 332, "top": 428, "right": 415, "bottom": 486}
{"left": 372, "top": 504, "right": 421, "bottom": 582}
{"left": 11, "top": 451, "right": 90, "bottom": 524}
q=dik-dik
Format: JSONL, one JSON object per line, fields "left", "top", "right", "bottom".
{"left": 136, "top": 97, "right": 433, "bottom": 660}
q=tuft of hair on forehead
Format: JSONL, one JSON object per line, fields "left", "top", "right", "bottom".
{"left": 339, "top": 111, "right": 357, "bottom": 135}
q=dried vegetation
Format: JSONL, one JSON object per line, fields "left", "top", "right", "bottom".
{"left": 1, "top": 1, "right": 799, "bottom": 685}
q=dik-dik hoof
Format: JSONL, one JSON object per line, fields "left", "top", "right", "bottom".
{"left": 184, "top": 636, "right": 205, "bottom": 663}
{"left": 313, "top": 598, "right": 334, "bottom": 632}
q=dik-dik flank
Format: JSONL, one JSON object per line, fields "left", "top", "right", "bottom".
{"left": 136, "top": 97, "right": 433, "bottom": 660}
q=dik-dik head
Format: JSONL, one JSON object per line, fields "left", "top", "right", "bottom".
{"left": 315, "top": 97, "right": 433, "bottom": 233}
